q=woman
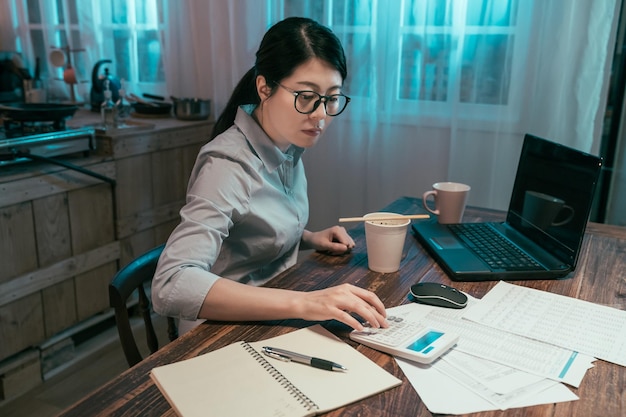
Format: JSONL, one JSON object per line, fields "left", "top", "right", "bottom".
{"left": 153, "top": 17, "right": 387, "bottom": 334}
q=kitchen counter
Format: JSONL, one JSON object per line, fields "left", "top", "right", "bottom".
{"left": 67, "top": 107, "right": 211, "bottom": 131}
{"left": 0, "top": 108, "right": 213, "bottom": 401}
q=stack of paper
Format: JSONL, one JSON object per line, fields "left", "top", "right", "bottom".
{"left": 386, "top": 280, "right": 625, "bottom": 414}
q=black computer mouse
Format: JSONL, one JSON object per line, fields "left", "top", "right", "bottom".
{"left": 409, "top": 282, "right": 468, "bottom": 309}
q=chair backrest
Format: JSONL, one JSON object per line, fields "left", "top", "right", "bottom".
{"left": 109, "top": 243, "right": 178, "bottom": 367}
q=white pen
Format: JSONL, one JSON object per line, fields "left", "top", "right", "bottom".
{"left": 262, "top": 346, "right": 348, "bottom": 372}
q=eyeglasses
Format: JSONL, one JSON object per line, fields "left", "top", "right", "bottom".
{"left": 277, "top": 83, "right": 351, "bottom": 116}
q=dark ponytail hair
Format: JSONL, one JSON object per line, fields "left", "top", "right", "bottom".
{"left": 211, "top": 17, "right": 347, "bottom": 139}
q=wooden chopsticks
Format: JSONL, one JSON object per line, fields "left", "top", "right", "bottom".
{"left": 338, "top": 214, "right": 430, "bottom": 222}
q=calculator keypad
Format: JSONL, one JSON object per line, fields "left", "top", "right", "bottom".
{"left": 353, "top": 316, "right": 427, "bottom": 347}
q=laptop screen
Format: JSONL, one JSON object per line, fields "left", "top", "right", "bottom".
{"left": 506, "top": 134, "right": 602, "bottom": 266}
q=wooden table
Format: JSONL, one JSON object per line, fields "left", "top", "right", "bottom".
{"left": 58, "top": 196, "right": 626, "bottom": 417}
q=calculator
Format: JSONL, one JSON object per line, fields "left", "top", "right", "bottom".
{"left": 350, "top": 315, "right": 459, "bottom": 364}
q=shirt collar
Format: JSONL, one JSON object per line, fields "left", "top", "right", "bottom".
{"left": 234, "top": 105, "right": 304, "bottom": 171}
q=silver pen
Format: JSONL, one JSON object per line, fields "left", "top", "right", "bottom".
{"left": 262, "top": 346, "right": 348, "bottom": 372}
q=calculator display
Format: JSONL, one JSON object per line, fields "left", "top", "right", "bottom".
{"left": 406, "top": 330, "right": 444, "bottom": 353}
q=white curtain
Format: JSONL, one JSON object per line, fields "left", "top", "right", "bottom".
{"left": 163, "top": 0, "right": 619, "bottom": 231}
{"left": 164, "top": 0, "right": 270, "bottom": 106}
{"left": 0, "top": 0, "right": 16, "bottom": 50}
{"left": 4, "top": 1, "right": 617, "bottom": 228}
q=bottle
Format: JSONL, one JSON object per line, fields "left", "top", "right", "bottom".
{"left": 116, "top": 79, "right": 131, "bottom": 127}
{"left": 24, "top": 57, "right": 46, "bottom": 103}
{"left": 101, "top": 79, "right": 117, "bottom": 129}
{"left": 33, "top": 57, "right": 42, "bottom": 88}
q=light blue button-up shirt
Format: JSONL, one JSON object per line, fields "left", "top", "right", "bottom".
{"left": 153, "top": 106, "right": 309, "bottom": 329}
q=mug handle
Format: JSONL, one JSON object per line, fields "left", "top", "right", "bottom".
{"left": 552, "top": 205, "right": 575, "bottom": 226}
{"left": 422, "top": 190, "right": 439, "bottom": 216}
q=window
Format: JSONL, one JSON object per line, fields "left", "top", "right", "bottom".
{"left": 272, "top": 0, "right": 531, "bottom": 123}
{"left": 21, "top": 0, "right": 84, "bottom": 92}
{"left": 8, "top": 0, "right": 167, "bottom": 101}
{"left": 98, "top": 0, "right": 167, "bottom": 94}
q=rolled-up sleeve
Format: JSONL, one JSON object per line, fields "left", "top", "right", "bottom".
{"left": 152, "top": 261, "right": 219, "bottom": 320}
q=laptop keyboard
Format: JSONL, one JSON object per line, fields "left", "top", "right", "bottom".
{"left": 448, "top": 223, "right": 543, "bottom": 271}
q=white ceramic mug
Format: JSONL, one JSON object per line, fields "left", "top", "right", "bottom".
{"left": 364, "top": 212, "right": 410, "bottom": 273}
{"left": 422, "top": 182, "right": 471, "bottom": 224}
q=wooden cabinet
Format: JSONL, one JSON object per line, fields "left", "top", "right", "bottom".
{"left": 96, "top": 118, "right": 211, "bottom": 266}
{"left": 0, "top": 114, "right": 212, "bottom": 401}
{"left": 0, "top": 159, "right": 117, "bottom": 362}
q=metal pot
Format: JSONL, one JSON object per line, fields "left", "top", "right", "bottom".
{"left": 171, "top": 97, "right": 211, "bottom": 121}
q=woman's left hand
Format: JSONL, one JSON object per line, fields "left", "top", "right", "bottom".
{"left": 301, "top": 226, "right": 355, "bottom": 255}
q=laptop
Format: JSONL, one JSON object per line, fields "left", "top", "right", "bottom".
{"left": 412, "top": 134, "right": 603, "bottom": 281}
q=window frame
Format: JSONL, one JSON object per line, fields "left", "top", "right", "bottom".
{"left": 271, "top": 0, "right": 534, "bottom": 129}
{"left": 95, "top": 0, "right": 167, "bottom": 97}
{"left": 385, "top": 0, "right": 533, "bottom": 127}
{"left": 7, "top": 0, "right": 168, "bottom": 101}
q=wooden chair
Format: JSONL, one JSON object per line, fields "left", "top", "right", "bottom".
{"left": 109, "top": 243, "right": 178, "bottom": 367}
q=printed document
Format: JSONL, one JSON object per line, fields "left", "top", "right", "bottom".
{"left": 387, "top": 302, "right": 593, "bottom": 386}
{"left": 397, "top": 355, "right": 578, "bottom": 414}
{"left": 463, "top": 281, "right": 626, "bottom": 367}
{"left": 387, "top": 298, "right": 582, "bottom": 413}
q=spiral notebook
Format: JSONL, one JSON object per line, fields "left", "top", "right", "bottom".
{"left": 150, "top": 325, "right": 402, "bottom": 417}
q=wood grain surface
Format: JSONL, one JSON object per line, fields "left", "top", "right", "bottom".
{"left": 57, "top": 197, "right": 626, "bottom": 417}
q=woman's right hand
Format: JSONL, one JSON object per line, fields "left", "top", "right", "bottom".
{"left": 293, "top": 283, "right": 388, "bottom": 331}
{"left": 199, "top": 280, "right": 387, "bottom": 331}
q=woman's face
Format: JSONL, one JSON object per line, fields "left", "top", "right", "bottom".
{"left": 255, "top": 58, "right": 344, "bottom": 150}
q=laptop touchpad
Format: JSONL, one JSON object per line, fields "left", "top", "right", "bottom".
{"left": 430, "top": 237, "right": 465, "bottom": 250}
